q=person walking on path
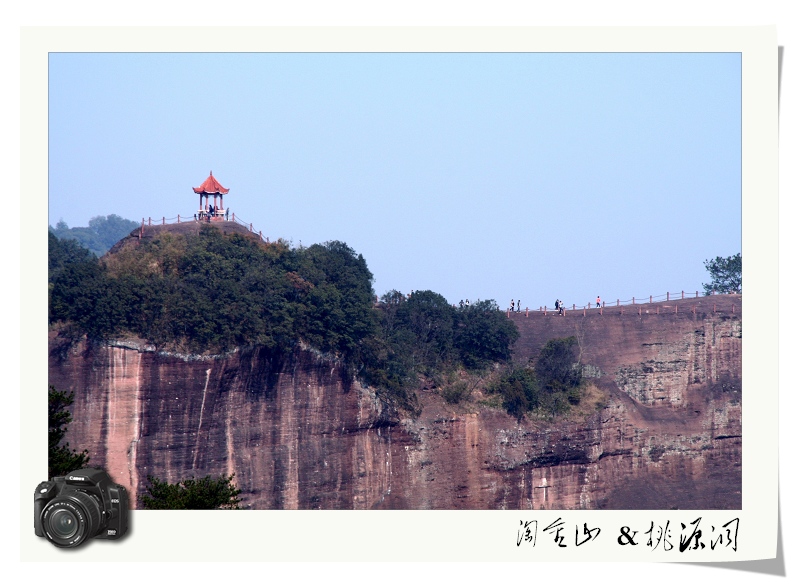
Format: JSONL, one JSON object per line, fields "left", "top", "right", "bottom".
{"left": 596, "top": 296, "right": 601, "bottom": 308}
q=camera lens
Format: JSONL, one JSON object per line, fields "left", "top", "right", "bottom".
{"left": 41, "top": 490, "right": 103, "bottom": 548}
{"left": 49, "top": 508, "right": 78, "bottom": 539}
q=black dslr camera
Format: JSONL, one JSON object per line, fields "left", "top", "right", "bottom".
{"left": 34, "top": 468, "right": 129, "bottom": 548}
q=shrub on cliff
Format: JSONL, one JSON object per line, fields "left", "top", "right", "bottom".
{"left": 488, "top": 366, "right": 539, "bottom": 419}
{"left": 489, "top": 336, "right": 584, "bottom": 420}
{"left": 48, "top": 386, "right": 90, "bottom": 478}
{"left": 140, "top": 473, "right": 242, "bottom": 510}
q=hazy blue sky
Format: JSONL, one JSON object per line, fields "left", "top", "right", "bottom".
{"left": 49, "top": 52, "right": 741, "bottom": 308}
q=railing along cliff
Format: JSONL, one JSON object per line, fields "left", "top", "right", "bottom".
{"left": 139, "top": 213, "right": 270, "bottom": 243}
{"left": 507, "top": 290, "right": 740, "bottom": 318}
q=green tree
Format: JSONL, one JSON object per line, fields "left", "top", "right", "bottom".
{"left": 490, "top": 337, "right": 584, "bottom": 420}
{"left": 395, "top": 290, "right": 456, "bottom": 373}
{"left": 454, "top": 299, "right": 519, "bottom": 369}
{"left": 88, "top": 214, "right": 139, "bottom": 251}
{"left": 533, "top": 336, "right": 583, "bottom": 416}
{"left": 488, "top": 366, "right": 539, "bottom": 420}
{"left": 48, "top": 386, "right": 90, "bottom": 478}
{"left": 139, "top": 473, "right": 242, "bottom": 509}
{"left": 703, "top": 253, "right": 741, "bottom": 295}
{"left": 48, "top": 231, "right": 97, "bottom": 283}
{"left": 49, "top": 214, "right": 138, "bottom": 257}
{"left": 296, "top": 240, "right": 377, "bottom": 358}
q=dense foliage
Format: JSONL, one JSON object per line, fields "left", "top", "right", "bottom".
{"left": 49, "top": 214, "right": 138, "bottom": 257}
{"left": 489, "top": 336, "right": 584, "bottom": 419}
{"left": 48, "top": 386, "right": 90, "bottom": 478}
{"left": 49, "top": 226, "right": 375, "bottom": 357}
{"left": 139, "top": 474, "right": 242, "bottom": 509}
{"left": 49, "top": 227, "right": 519, "bottom": 411}
{"left": 362, "top": 291, "right": 519, "bottom": 407}
{"left": 703, "top": 253, "right": 742, "bottom": 295}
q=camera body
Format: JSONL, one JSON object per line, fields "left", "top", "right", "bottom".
{"left": 34, "top": 468, "right": 129, "bottom": 548}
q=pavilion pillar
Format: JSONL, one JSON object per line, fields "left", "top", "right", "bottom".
{"left": 193, "top": 172, "right": 230, "bottom": 222}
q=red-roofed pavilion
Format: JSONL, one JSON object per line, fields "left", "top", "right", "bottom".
{"left": 193, "top": 171, "right": 229, "bottom": 221}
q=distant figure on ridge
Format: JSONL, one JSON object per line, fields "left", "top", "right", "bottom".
{"left": 596, "top": 295, "right": 601, "bottom": 308}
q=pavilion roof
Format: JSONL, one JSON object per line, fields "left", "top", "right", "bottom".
{"left": 193, "top": 171, "right": 229, "bottom": 195}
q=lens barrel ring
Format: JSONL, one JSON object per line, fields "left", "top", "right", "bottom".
{"left": 41, "top": 491, "right": 103, "bottom": 548}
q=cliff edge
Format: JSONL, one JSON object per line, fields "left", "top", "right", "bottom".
{"left": 49, "top": 294, "right": 741, "bottom": 510}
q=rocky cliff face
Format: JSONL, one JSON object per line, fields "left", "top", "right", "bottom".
{"left": 49, "top": 295, "right": 741, "bottom": 510}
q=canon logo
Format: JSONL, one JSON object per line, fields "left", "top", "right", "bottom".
{"left": 68, "top": 476, "right": 86, "bottom": 481}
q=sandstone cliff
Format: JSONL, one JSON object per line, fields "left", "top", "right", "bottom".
{"left": 49, "top": 295, "right": 741, "bottom": 510}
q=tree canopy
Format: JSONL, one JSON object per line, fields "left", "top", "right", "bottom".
{"left": 49, "top": 227, "right": 377, "bottom": 357}
{"left": 139, "top": 473, "right": 242, "bottom": 509}
{"left": 703, "top": 253, "right": 741, "bottom": 295}
{"left": 48, "top": 227, "right": 520, "bottom": 412}
{"left": 363, "top": 291, "right": 519, "bottom": 408}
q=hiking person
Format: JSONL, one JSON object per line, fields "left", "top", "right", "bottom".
{"left": 596, "top": 296, "right": 601, "bottom": 308}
